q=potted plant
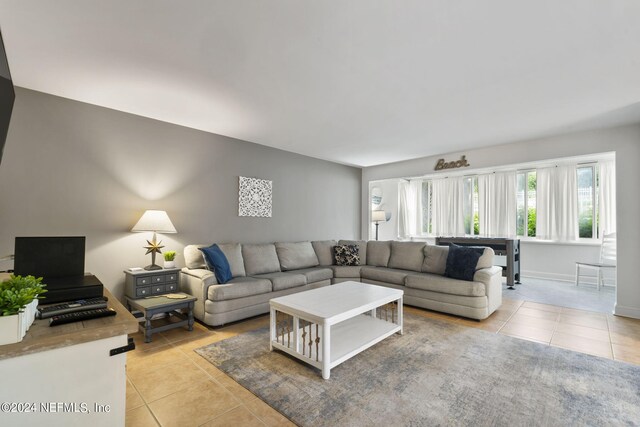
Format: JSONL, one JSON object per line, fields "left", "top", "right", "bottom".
{"left": 163, "top": 251, "right": 177, "bottom": 269}
{"left": 0, "top": 275, "right": 47, "bottom": 345}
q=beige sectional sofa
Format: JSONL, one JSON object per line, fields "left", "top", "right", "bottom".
{"left": 180, "top": 240, "right": 503, "bottom": 326}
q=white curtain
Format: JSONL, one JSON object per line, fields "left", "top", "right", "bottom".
{"left": 477, "top": 171, "right": 517, "bottom": 237}
{"left": 536, "top": 165, "right": 578, "bottom": 240}
{"left": 398, "top": 180, "right": 422, "bottom": 239}
{"left": 598, "top": 160, "right": 616, "bottom": 234}
{"left": 430, "top": 177, "right": 465, "bottom": 236}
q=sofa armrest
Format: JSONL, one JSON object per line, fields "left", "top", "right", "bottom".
{"left": 180, "top": 268, "right": 217, "bottom": 321}
{"left": 474, "top": 266, "right": 503, "bottom": 315}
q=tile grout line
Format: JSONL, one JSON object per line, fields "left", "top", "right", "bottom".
{"left": 495, "top": 305, "right": 519, "bottom": 334}
{"left": 126, "top": 378, "right": 163, "bottom": 426}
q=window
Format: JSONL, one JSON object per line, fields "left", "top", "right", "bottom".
{"left": 516, "top": 170, "right": 536, "bottom": 237}
{"left": 577, "top": 165, "right": 597, "bottom": 238}
{"left": 405, "top": 155, "right": 612, "bottom": 241}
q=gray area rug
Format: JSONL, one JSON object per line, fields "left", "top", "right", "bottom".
{"left": 196, "top": 314, "right": 640, "bottom": 426}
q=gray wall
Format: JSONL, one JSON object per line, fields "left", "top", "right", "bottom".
{"left": 362, "top": 124, "right": 640, "bottom": 319}
{"left": 0, "top": 88, "right": 361, "bottom": 298}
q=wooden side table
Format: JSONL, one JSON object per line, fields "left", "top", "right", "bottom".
{"left": 126, "top": 293, "right": 197, "bottom": 343}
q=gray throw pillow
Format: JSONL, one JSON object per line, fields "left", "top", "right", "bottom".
{"left": 422, "top": 245, "right": 449, "bottom": 275}
{"left": 275, "top": 242, "right": 319, "bottom": 271}
{"left": 217, "top": 243, "right": 246, "bottom": 277}
{"left": 311, "top": 240, "right": 338, "bottom": 266}
{"left": 367, "top": 241, "right": 392, "bottom": 267}
{"left": 388, "top": 241, "right": 426, "bottom": 272}
{"left": 241, "top": 243, "right": 281, "bottom": 276}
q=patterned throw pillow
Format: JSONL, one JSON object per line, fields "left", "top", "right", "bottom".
{"left": 333, "top": 244, "right": 360, "bottom": 266}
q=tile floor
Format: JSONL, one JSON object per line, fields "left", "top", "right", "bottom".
{"left": 125, "top": 297, "right": 640, "bottom": 427}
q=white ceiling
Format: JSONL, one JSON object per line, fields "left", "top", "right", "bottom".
{"left": 1, "top": 1, "right": 640, "bottom": 167}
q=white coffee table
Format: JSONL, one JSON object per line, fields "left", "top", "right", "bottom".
{"left": 269, "top": 281, "right": 403, "bottom": 379}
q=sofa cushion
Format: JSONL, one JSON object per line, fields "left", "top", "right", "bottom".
{"left": 338, "top": 240, "right": 367, "bottom": 265}
{"left": 444, "top": 244, "right": 485, "bottom": 281}
{"left": 217, "top": 243, "right": 246, "bottom": 277}
{"left": 199, "top": 244, "right": 232, "bottom": 284}
{"left": 334, "top": 244, "right": 360, "bottom": 266}
{"left": 252, "top": 271, "right": 307, "bottom": 291}
{"left": 476, "top": 247, "right": 495, "bottom": 270}
{"left": 207, "top": 276, "right": 272, "bottom": 301}
{"left": 242, "top": 243, "right": 281, "bottom": 276}
{"left": 331, "top": 265, "right": 362, "bottom": 278}
{"left": 422, "top": 245, "right": 449, "bottom": 275}
{"left": 275, "top": 242, "right": 319, "bottom": 271}
{"left": 360, "top": 266, "right": 408, "bottom": 285}
{"left": 293, "top": 267, "right": 333, "bottom": 283}
{"left": 367, "top": 241, "right": 392, "bottom": 267}
{"left": 311, "top": 240, "right": 337, "bottom": 266}
{"left": 184, "top": 244, "right": 208, "bottom": 269}
{"left": 388, "top": 241, "right": 426, "bottom": 272}
{"left": 405, "top": 273, "right": 486, "bottom": 297}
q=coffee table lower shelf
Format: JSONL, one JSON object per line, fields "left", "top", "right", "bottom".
{"left": 270, "top": 312, "right": 402, "bottom": 379}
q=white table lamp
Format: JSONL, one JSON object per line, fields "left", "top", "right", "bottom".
{"left": 131, "top": 210, "right": 177, "bottom": 270}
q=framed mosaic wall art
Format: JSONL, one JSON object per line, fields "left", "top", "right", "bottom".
{"left": 238, "top": 176, "right": 272, "bottom": 217}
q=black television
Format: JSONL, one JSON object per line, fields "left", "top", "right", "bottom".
{"left": 0, "top": 29, "right": 15, "bottom": 165}
{"left": 14, "top": 237, "right": 86, "bottom": 279}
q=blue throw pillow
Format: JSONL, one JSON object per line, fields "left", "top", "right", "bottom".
{"left": 199, "top": 244, "right": 233, "bottom": 284}
{"left": 444, "top": 244, "right": 485, "bottom": 281}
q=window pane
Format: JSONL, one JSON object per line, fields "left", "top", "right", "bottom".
{"left": 462, "top": 177, "right": 473, "bottom": 235}
{"left": 577, "top": 167, "right": 594, "bottom": 238}
{"left": 473, "top": 177, "right": 479, "bottom": 235}
{"left": 516, "top": 173, "right": 526, "bottom": 236}
{"left": 527, "top": 171, "right": 536, "bottom": 237}
{"left": 421, "top": 181, "right": 430, "bottom": 234}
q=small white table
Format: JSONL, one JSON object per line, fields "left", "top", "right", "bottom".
{"left": 269, "top": 281, "right": 403, "bottom": 379}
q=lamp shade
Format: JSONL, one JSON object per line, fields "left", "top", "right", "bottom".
{"left": 131, "top": 210, "right": 177, "bottom": 233}
{"left": 371, "top": 210, "right": 386, "bottom": 222}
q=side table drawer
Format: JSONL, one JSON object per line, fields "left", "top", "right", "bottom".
{"left": 166, "top": 283, "right": 178, "bottom": 292}
{"left": 152, "top": 275, "right": 165, "bottom": 284}
{"left": 165, "top": 273, "right": 177, "bottom": 282}
{"left": 152, "top": 284, "right": 166, "bottom": 294}
{"left": 137, "top": 277, "right": 152, "bottom": 286}
{"left": 136, "top": 286, "right": 152, "bottom": 297}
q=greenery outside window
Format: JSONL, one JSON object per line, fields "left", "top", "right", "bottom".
{"left": 462, "top": 176, "right": 479, "bottom": 235}
{"left": 577, "top": 165, "right": 597, "bottom": 238}
{"left": 516, "top": 170, "right": 536, "bottom": 237}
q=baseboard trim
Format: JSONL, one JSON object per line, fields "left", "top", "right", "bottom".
{"left": 521, "top": 270, "right": 576, "bottom": 284}
{"left": 614, "top": 304, "right": 640, "bottom": 320}
{"left": 520, "top": 270, "right": 614, "bottom": 286}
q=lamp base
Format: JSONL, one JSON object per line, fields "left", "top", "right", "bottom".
{"left": 144, "top": 264, "right": 163, "bottom": 271}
